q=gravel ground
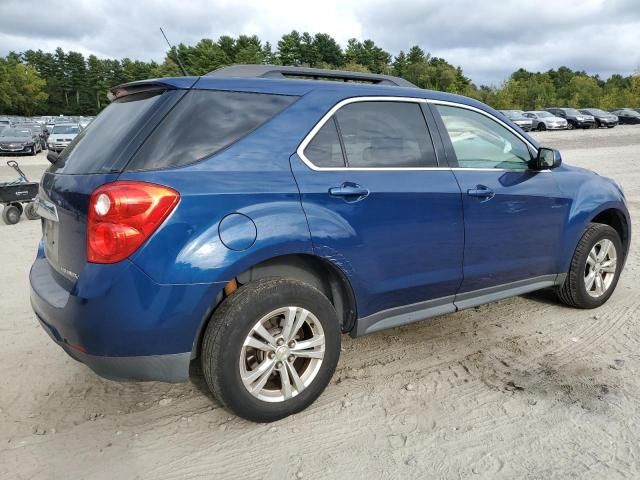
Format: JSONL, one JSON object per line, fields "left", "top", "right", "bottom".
{"left": 0, "top": 126, "right": 639, "bottom": 479}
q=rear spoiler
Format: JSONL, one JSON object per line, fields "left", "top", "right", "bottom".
{"left": 108, "top": 78, "right": 199, "bottom": 101}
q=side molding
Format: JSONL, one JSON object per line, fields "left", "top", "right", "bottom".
{"left": 354, "top": 274, "right": 565, "bottom": 337}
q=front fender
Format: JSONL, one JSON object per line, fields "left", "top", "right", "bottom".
{"left": 556, "top": 166, "right": 630, "bottom": 272}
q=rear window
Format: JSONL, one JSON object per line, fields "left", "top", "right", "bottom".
{"left": 52, "top": 90, "right": 171, "bottom": 174}
{"left": 126, "top": 90, "right": 298, "bottom": 171}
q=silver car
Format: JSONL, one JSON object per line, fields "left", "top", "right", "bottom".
{"left": 523, "top": 111, "right": 568, "bottom": 131}
{"left": 499, "top": 110, "right": 534, "bottom": 131}
{"left": 47, "top": 123, "right": 82, "bottom": 153}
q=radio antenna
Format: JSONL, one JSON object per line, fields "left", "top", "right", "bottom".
{"left": 160, "top": 27, "right": 188, "bottom": 76}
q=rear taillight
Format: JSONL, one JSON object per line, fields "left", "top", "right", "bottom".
{"left": 87, "top": 181, "right": 179, "bottom": 263}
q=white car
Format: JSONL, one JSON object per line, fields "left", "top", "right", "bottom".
{"left": 523, "top": 111, "right": 568, "bottom": 131}
{"left": 47, "top": 123, "right": 82, "bottom": 153}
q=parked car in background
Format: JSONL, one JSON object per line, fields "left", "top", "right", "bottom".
{"left": 0, "top": 127, "right": 41, "bottom": 155}
{"left": 47, "top": 123, "right": 81, "bottom": 152}
{"left": 523, "top": 111, "right": 568, "bottom": 131}
{"left": 78, "top": 116, "right": 94, "bottom": 129}
{"left": 578, "top": 109, "right": 617, "bottom": 128}
{"left": 30, "top": 65, "right": 631, "bottom": 422}
{"left": 610, "top": 109, "right": 640, "bottom": 125}
{"left": 17, "top": 123, "right": 48, "bottom": 148}
{"left": 545, "top": 108, "right": 595, "bottom": 129}
{"left": 499, "top": 110, "right": 533, "bottom": 131}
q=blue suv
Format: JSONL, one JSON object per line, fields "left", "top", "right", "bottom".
{"left": 30, "top": 65, "right": 630, "bottom": 422}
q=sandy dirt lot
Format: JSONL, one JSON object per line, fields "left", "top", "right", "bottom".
{"left": 1, "top": 126, "right": 639, "bottom": 479}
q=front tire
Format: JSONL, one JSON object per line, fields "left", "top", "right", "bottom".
{"left": 201, "top": 278, "right": 341, "bottom": 422}
{"left": 556, "top": 223, "right": 623, "bottom": 309}
{"left": 567, "top": 122, "right": 574, "bottom": 130}
{"left": 537, "top": 123, "right": 546, "bottom": 131}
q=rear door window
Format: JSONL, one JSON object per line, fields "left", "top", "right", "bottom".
{"left": 127, "top": 90, "right": 298, "bottom": 171}
{"left": 335, "top": 101, "right": 437, "bottom": 168}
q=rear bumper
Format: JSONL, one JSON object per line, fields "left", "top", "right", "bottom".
{"left": 37, "top": 315, "right": 191, "bottom": 382}
{"left": 30, "top": 242, "right": 225, "bottom": 382}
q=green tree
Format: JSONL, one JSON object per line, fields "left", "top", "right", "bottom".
{"left": 179, "top": 39, "right": 230, "bottom": 75}
{"left": 313, "top": 33, "right": 343, "bottom": 67}
{"left": 262, "top": 41, "right": 277, "bottom": 64}
{"left": 392, "top": 51, "right": 408, "bottom": 77}
{"left": 407, "top": 46, "right": 426, "bottom": 65}
{"left": 0, "top": 59, "right": 48, "bottom": 115}
{"left": 278, "top": 31, "right": 302, "bottom": 66}
{"left": 299, "top": 32, "right": 319, "bottom": 66}
{"left": 235, "top": 44, "right": 264, "bottom": 64}
{"left": 568, "top": 75, "right": 602, "bottom": 107}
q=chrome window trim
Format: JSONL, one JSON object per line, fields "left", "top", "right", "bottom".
{"left": 295, "top": 95, "right": 540, "bottom": 172}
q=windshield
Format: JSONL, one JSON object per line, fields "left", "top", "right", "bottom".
{"left": 0, "top": 128, "right": 31, "bottom": 137}
{"left": 583, "top": 109, "right": 605, "bottom": 115}
{"left": 562, "top": 108, "right": 581, "bottom": 116}
{"left": 536, "top": 112, "right": 553, "bottom": 118}
{"left": 52, "top": 125, "right": 80, "bottom": 134}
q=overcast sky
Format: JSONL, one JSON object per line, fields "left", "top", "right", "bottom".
{"left": 1, "top": 0, "right": 638, "bottom": 85}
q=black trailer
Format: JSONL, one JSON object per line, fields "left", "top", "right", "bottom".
{"left": 1, "top": 161, "right": 40, "bottom": 225}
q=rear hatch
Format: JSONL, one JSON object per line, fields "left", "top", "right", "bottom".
{"left": 39, "top": 84, "right": 187, "bottom": 283}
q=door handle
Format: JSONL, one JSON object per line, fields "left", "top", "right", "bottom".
{"left": 467, "top": 185, "right": 495, "bottom": 200}
{"left": 329, "top": 183, "right": 370, "bottom": 202}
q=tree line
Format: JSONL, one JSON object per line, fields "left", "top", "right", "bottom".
{"left": 1, "top": 31, "right": 639, "bottom": 116}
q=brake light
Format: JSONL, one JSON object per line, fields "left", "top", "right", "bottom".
{"left": 87, "top": 181, "right": 179, "bottom": 263}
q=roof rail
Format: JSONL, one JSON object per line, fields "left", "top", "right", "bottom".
{"left": 206, "top": 64, "right": 418, "bottom": 88}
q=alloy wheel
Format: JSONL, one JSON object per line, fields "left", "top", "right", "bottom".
{"left": 239, "top": 306, "right": 325, "bottom": 402}
{"left": 584, "top": 239, "right": 617, "bottom": 298}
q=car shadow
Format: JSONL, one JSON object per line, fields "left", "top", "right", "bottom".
{"left": 521, "top": 287, "right": 568, "bottom": 307}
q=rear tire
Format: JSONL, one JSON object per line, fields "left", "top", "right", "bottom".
{"left": 556, "top": 223, "right": 623, "bottom": 309}
{"left": 201, "top": 278, "right": 341, "bottom": 422}
{"left": 537, "top": 123, "right": 546, "bottom": 131}
{"left": 2, "top": 205, "right": 21, "bottom": 225}
{"left": 567, "top": 122, "right": 574, "bottom": 130}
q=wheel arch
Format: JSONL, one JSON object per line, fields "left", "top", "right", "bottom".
{"left": 190, "top": 253, "right": 357, "bottom": 359}
{"left": 590, "top": 207, "right": 630, "bottom": 256}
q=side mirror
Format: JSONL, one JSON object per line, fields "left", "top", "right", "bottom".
{"left": 533, "top": 147, "right": 562, "bottom": 170}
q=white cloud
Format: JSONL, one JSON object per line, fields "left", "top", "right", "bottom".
{"left": 1, "top": 0, "right": 638, "bottom": 85}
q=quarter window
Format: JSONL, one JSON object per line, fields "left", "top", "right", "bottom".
{"left": 335, "top": 102, "right": 437, "bottom": 168}
{"left": 435, "top": 105, "right": 532, "bottom": 169}
{"left": 128, "top": 90, "right": 298, "bottom": 171}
